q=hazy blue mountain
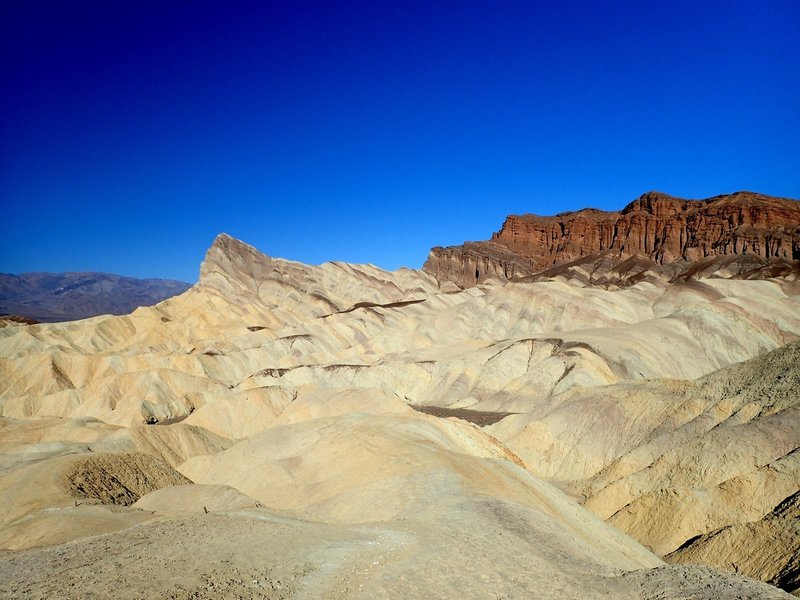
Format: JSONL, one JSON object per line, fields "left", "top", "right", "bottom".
{"left": 0, "top": 272, "right": 192, "bottom": 322}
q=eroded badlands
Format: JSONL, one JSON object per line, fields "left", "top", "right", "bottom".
{"left": 1, "top": 232, "right": 798, "bottom": 598}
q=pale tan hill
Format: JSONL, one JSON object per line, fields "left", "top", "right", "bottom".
{"left": 0, "top": 410, "right": 791, "bottom": 599}
{"left": 132, "top": 483, "right": 262, "bottom": 514}
{"left": 0, "top": 414, "right": 232, "bottom": 469}
{"left": 487, "top": 339, "right": 799, "bottom": 585}
{"left": 0, "top": 450, "right": 187, "bottom": 550}
{"left": 3, "top": 233, "right": 798, "bottom": 428}
{"left": 582, "top": 341, "right": 798, "bottom": 554}
{"left": 0, "top": 233, "right": 798, "bottom": 598}
{"left": 0, "top": 414, "right": 232, "bottom": 551}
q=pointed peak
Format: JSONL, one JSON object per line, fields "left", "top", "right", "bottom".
{"left": 211, "top": 232, "right": 234, "bottom": 245}
{"left": 198, "top": 233, "right": 273, "bottom": 292}
{"left": 208, "top": 233, "right": 262, "bottom": 256}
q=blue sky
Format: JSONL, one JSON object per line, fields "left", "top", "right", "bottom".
{"left": 2, "top": 0, "right": 798, "bottom": 282}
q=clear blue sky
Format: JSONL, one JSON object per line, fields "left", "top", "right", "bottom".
{"left": 2, "top": 1, "right": 798, "bottom": 282}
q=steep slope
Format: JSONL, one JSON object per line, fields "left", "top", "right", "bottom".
{"left": 424, "top": 191, "right": 800, "bottom": 287}
{"left": 0, "top": 272, "right": 191, "bottom": 322}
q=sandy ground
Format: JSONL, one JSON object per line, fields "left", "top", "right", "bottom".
{"left": 1, "top": 503, "right": 793, "bottom": 600}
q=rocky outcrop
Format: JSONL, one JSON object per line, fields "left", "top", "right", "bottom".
{"left": 424, "top": 191, "right": 800, "bottom": 287}
{"left": 198, "top": 233, "right": 277, "bottom": 297}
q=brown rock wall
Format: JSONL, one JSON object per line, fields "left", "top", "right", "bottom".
{"left": 424, "top": 191, "right": 800, "bottom": 287}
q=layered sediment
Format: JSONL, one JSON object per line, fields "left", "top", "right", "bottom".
{"left": 424, "top": 191, "right": 800, "bottom": 287}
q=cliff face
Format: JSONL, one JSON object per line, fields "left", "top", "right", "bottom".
{"left": 424, "top": 191, "right": 800, "bottom": 287}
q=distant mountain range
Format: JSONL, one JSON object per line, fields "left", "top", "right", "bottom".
{"left": 0, "top": 272, "right": 192, "bottom": 322}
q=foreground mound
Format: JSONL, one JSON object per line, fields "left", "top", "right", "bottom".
{"left": 2, "top": 508, "right": 793, "bottom": 599}
{"left": 133, "top": 484, "right": 262, "bottom": 514}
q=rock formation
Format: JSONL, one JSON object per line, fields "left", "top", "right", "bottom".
{"left": 424, "top": 191, "right": 800, "bottom": 287}
{"left": 1, "top": 227, "right": 798, "bottom": 598}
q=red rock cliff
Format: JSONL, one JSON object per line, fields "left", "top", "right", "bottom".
{"left": 423, "top": 191, "right": 800, "bottom": 287}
